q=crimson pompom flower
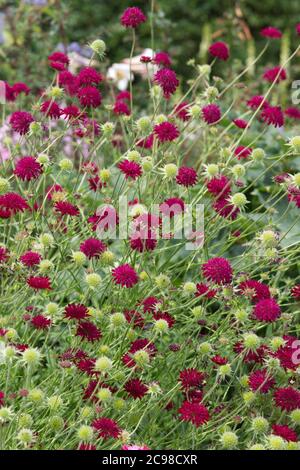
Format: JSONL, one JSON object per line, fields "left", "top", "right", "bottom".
{"left": 118, "top": 159, "right": 142, "bottom": 180}
{"left": 58, "top": 70, "right": 78, "bottom": 95}
{"left": 40, "top": 101, "right": 61, "bottom": 119}
{"left": 77, "top": 67, "right": 103, "bottom": 86}
{"left": 206, "top": 175, "right": 231, "bottom": 198}
{"left": 11, "top": 82, "right": 30, "bottom": 97}
{"left": 272, "top": 425, "right": 298, "bottom": 442}
{"left": 137, "top": 133, "right": 154, "bottom": 149}
{"left": 275, "top": 335, "right": 299, "bottom": 371}
{"left": 31, "top": 315, "right": 51, "bottom": 330}
{"left": 174, "top": 101, "right": 190, "bottom": 121}
{"left": 112, "top": 264, "right": 138, "bottom": 288}
{"left": 20, "top": 251, "right": 42, "bottom": 267}
{"left": 80, "top": 238, "right": 106, "bottom": 259}
{"left": 175, "top": 166, "right": 197, "bottom": 187}
{"left": 54, "top": 201, "right": 80, "bottom": 217}
{"left": 130, "top": 235, "right": 157, "bottom": 253}
{"left": 195, "top": 283, "right": 217, "bottom": 299}
{"left": 213, "top": 198, "right": 239, "bottom": 220}
{"left": 0, "top": 247, "right": 9, "bottom": 264}
{"left": 274, "top": 387, "right": 300, "bottom": 411}
{"left": 160, "top": 197, "right": 184, "bottom": 217}
{"left": 125, "top": 378, "right": 148, "bottom": 399}
{"left": 116, "top": 91, "right": 131, "bottom": 101}
{"left": 291, "top": 284, "right": 300, "bottom": 300}
{"left": 27, "top": 276, "right": 51, "bottom": 290}
{"left": 233, "top": 118, "right": 248, "bottom": 129}
{"left": 142, "top": 296, "right": 160, "bottom": 313}
{"left": 92, "top": 417, "right": 121, "bottom": 440}
{"left": 153, "top": 51, "right": 171, "bottom": 67}
{"left": 238, "top": 279, "right": 271, "bottom": 302}
{"left": 285, "top": 107, "right": 300, "bottom": 120}
{"left": 261, "top": 105, "right": 284, "bottom": 127}
{"left": 179, "top": 368, "right": 205, "bottom": 390}
{"left": 154, "top": 68, "right": 179, "bottom": 99}
{"left": 10, "top": 111, "right": 34, "bottom": 135}
{"left": 234, "top": 145, "right": 252, "bottom": 160}
{"left": 0, "top": 192, "right": 29, "bottom": 215}
{"left": 76, "top": 321, "right": 102, "bottom": 342}
{"left": 202, "top": 104, "right": 221, "bottom": 124}
{"left": 246, "top": 95, "right": 269, "bottom": 110}
{"left": 48, "top": 51, "right": 69, "bottom": 65}
{"left": 77, "top": 86, "right": 102, "bottom": 108}
{"left": 113, "top": 100, "right": 131, "bottom": 116}
{"left": 249, "top": 369, "right": 275, "bottom": 393}
{"left": 120, "top": 7, "right": 146, "bottom": 28}
{"left": 178, "top": 401, "right": 210, "bottom": 427}
{"left": 64, "top": 303, "right": 88, "bottom": 320}
{"left": 202, "top": 257, "right": 233, "bottom": 285}
{"left": 260, "top": 26, "right": 282, "bottom": 39}
{"left": 296, "top": 24, "right": 300, "bottom": 36}
{"left": 253, "top": 298, "right": 281, "bottom": 322}
{"left": 263, "top": 66, "right": 287, "bottom": 83}
{"left": 14, "top": 156, "right": 42, "bottom": 181}
{"left": 62, "top": 105, "right": 82, "bottom": 121}
{"left": 209, "top": 41, "right": 229, "bottom": 61}
{"left": 154, "top": 121, "right": 179, "bottom": 142}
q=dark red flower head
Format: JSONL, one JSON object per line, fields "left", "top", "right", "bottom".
{"left": 14, "top": 156, "right": 42, "bottom": 181}
{"left": 64, "top": 303, "right": 88, "bottom": 320}
{"left": 249, "top": 369, "right": 275, "bottom": 393}
{"left": 112, "top": 264, "right": 138, "bottom": 288}
{"left": 202, "top": 257, "right": 233, "bottom": 285}
{"left": 54, "top": 201, "right": 80, "bottom": 217}
{"left": 76, "top": 321, "right": 102, "bottom": 342}
{"left": 0, "top": 192, "right": 29, "bottom": 215}
{"left": 10, "top": 111, "right": 34, "bottom": 135}
{"left": 178, "top": 401, "right": 210, "bottom": 427}
{"left": 179, "top": 368, "right": 205, "bottom": 390}
{"left": 27, "top": 276, "right": 51, "bottom": 290}
{"left": 263, "top": 66, "right": 287, "bottom": 84}
{"left": 260, "top": 26, "right": 282, "bottom": 39}
{"left": 209, "top": 41, "right": 229, "bottom": 61}
{"left": 154, "top": 121, "right": 179, "bottom": 142}
{"left": 176, "top": 167, "right": 197, "bottom": 187}
{"left": 31, "top": 315, "right": 51, "bottom": 330}
{"left": 153, "top": 51, "right": 171, "bottom": 68}
{"left": 274, "top": 387, "right": 300, "bottom": 411}
{"left": 77, "top": 67, "right": 103, "bottom": 86}
{"left": 272, "top": 425, "right": 298, "bottom": 442}
{"left": 20, "top": 251, "right": 42, "bottom": 267}
{"left": 118, "top": 160, "right": 142, "bottom": 180}
{"left": 154, "top": 68, "right": 179, "bottom": 99}
{"left": 92, "top": 417, "right": 121, "bottom": 439}
{"left": 77, "top": 86, "right": 102, "bottom": 108}
{"left": 253, "top": 298, "right": 281, "bottom": 322}
{"left": 202, "top": 104, "right": 221, "bottom": 124}
{"left": 261, "top": 106, "right": 284, "bottom": 128}
{"left": 120, "top": 7, "right": 146, "bottom": 28}
{"left": 125, "top": 378, "right": 148, "bottom": 399}
{"left": 80, "top": 238, "right": 106, "bottom": 258}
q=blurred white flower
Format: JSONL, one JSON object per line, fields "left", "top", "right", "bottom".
{"left": 107, "top": 63, "right": 133, "bottom": 91}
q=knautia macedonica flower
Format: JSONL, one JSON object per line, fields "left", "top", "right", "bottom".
{"left": 120, "top": 7, "right": 146, "bottom": 28}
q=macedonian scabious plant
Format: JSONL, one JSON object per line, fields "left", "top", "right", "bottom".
{"left": 1, "top": 5, "right": 300, "bottom": 451}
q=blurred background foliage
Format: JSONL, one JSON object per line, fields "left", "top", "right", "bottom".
{"left": 0, "top": 0, "right": 300, "bottom": 93}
